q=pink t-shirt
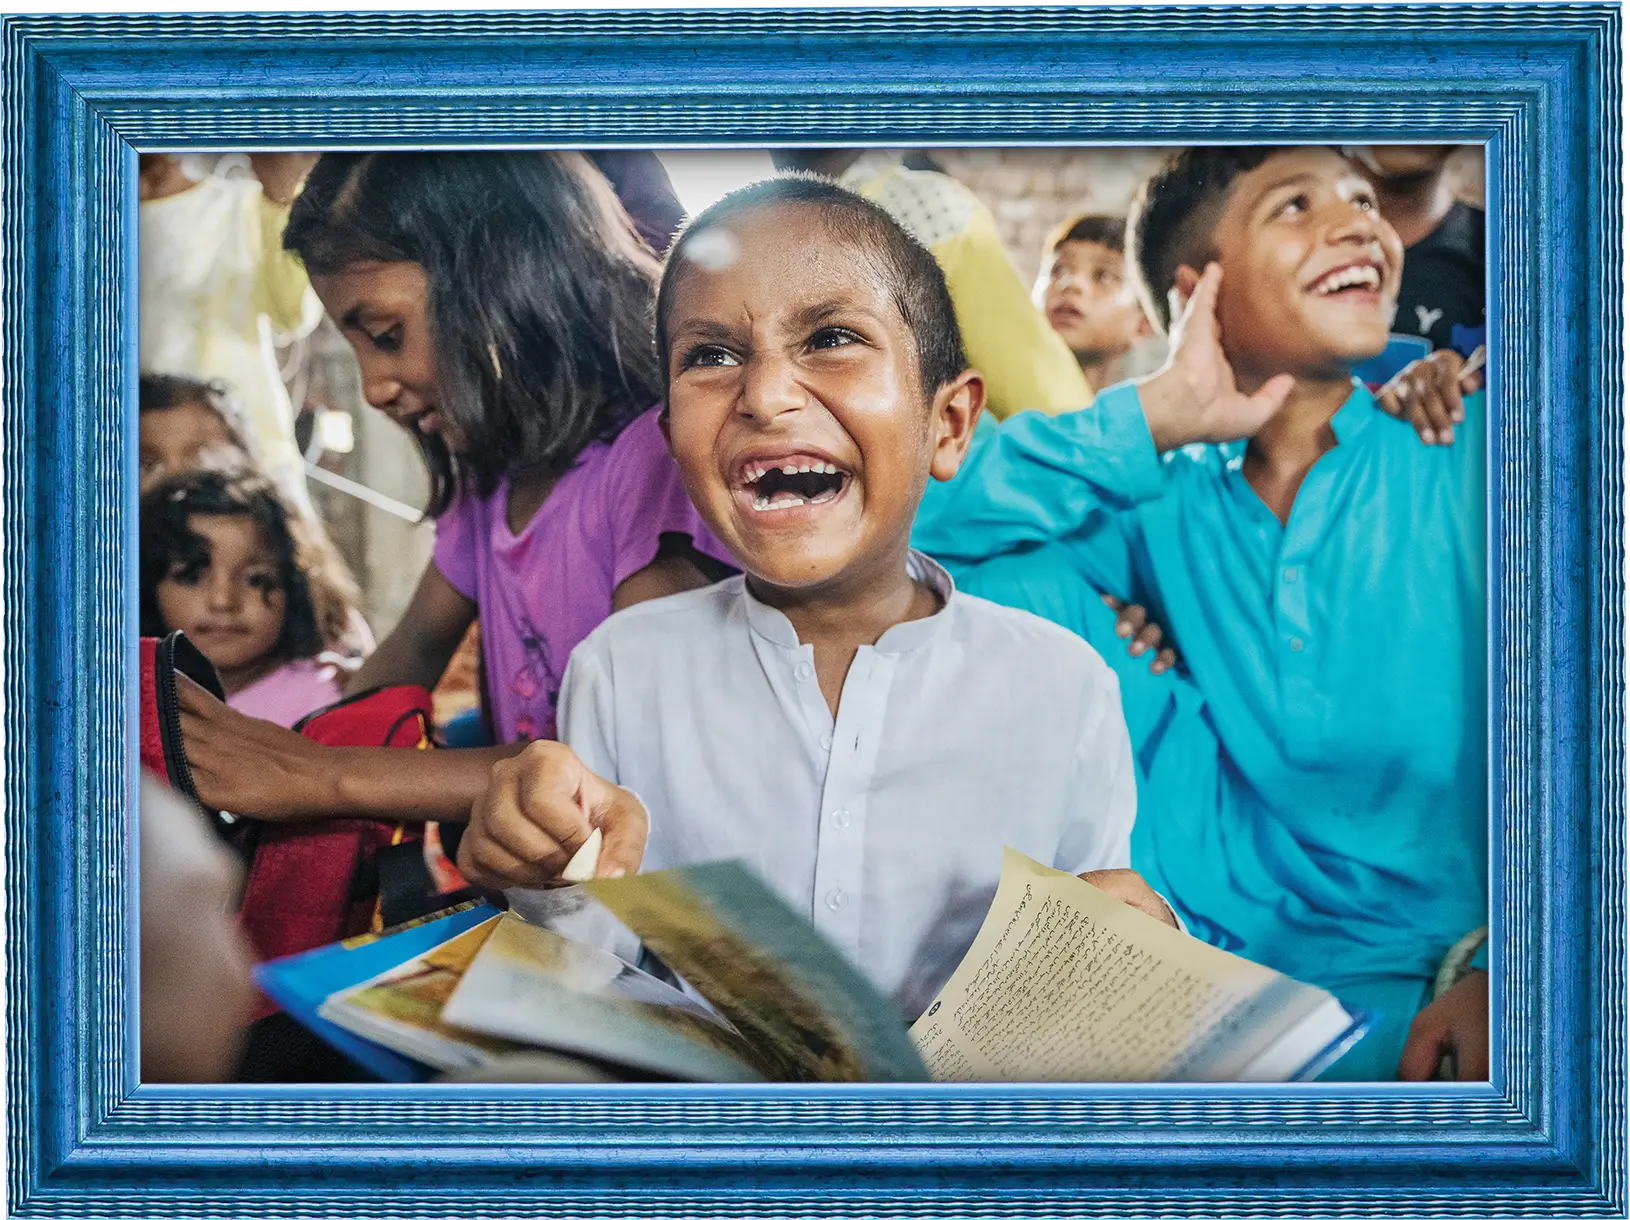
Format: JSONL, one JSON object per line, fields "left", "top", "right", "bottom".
{"left": 433, "top": 406, "right": 733, "bottom": 744}
{"left": 227, "top": 657, "right": 346, "bottom": 729}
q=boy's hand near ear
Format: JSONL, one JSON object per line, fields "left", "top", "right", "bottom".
{"left": 458, "top": 740, "right": 648, "bottom": 889}
{"left": 1137, "top": 263, "right": 1297, "bottom": 454}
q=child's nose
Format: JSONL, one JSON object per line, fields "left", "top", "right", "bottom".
{"left": 206, "top": 573, "right": 240, "bottom": 611}
{"left": 362, "top": 372, "right": 403, "bottom": 412}
{"left": 738, "top": 354, "right": 804, "bottom": 423}
{"left": 1326, "top": 204, "right": 1382, "bottom": 245}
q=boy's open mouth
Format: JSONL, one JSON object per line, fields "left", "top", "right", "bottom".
{"left": 1307, "top": 261, "right": 1384, "bottom": 297}
{"left": 737, "top": 455, "right": 852, "bottom": 513}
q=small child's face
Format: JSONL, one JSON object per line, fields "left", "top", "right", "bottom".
{"left": 662, "top": 204, "right": 980, "bottom": 594}
{"left": 1207, "top": 148, "right": 1405, "bottom": 379}
{"left": 139, "top": 401, "right": 244, "bottom": 495}
{"left": 311, "top": 261, "right": 462, "bottom": 449}
{"left": 155, "top": 514, "right": 286, "bottom": 678}
{"left": 1036, "top": 239, "right": 1149, "bottom": 361}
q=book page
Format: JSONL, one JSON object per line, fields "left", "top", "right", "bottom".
{"left": 909, "top": 849, "right": 1343, "bottom": 1082}
{"left": 318, "top": 916, "right": 525, "bottom": 1073}
{"left": 585, "top": 861, "right": 930, "bottom": 1083}
{"left": 440, "top": 912, "right": 768, "bottom": 1084}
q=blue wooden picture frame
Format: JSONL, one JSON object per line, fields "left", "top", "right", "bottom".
{"left": 2, "top": 4, "right": 1621, "bottom": 1214}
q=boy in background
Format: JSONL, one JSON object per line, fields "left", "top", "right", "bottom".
{"left": 456, "top": 177, "right": 1176, "bottom": 1019}
{"left": 1036, "top": 213, "right": 1155, "bottom": 395}
{"left": 912, "top": 147, "right": 1489, "bottom": 1081}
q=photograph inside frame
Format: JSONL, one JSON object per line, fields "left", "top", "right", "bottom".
{"left": 133, "top": 143, "right": 1488, "bottom": 1089}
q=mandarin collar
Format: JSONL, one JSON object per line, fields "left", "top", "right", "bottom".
{"left": 741, "top": 550, "right": 957, "bottom": 655}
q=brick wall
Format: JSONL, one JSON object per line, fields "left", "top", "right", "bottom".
{"left": 930, "top": 145, "right": 1487, "bottom": 277}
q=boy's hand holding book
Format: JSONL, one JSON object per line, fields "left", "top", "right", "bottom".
{"left": 1137, "top": 262, "right": 1297, "bottom": 454}
{"left": 458, "top": 740, "right": 647, "bottom": 888}
{"left": 1078, "top": 867, "right": 1180, "bottom": 928}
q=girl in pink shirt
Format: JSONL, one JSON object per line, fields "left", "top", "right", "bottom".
{"left": 141, "top": 467, "right": 360, "bottom": 729}
{"left": 281, "top": 151, "right": 732, "bottom": 746}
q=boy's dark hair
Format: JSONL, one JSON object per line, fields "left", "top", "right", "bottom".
{"left": 285, "top": 151, "right": 664, "bottom": 516}
{"left": 140, "top": 467, "right": 345, "bottom": 665}
{"left": 654, "top": 175, "right": 967, "bottom": 398}
{"left": 138, "top": 373, "right": 257, "bottom": 458}
{"left": 1049, "top": 213, "right": 1127, "bottom": 256}
{"left": 1127, "top": 147, "right": 1291, "bottom": 334}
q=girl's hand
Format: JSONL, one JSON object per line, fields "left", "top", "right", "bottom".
{"left": 1079, "top": 868, "right": 1181, "bottom": 928}
{"left": 1376, "top": 346, "right": 1484, "bottom": 447}
{"left": 1101, "top": 593, "right": 1178, "bottom": 675}
{"left": 175, "top": 674, "right": 333, "bottom": 821}
{"left": 1396, "top": 969, "right": 1489, "bottom": 1081}
{"left": 1137, "top": 263, "right": 1296, "bottom": 453}
{"left": 457, "top": 740, "right": 648, "bottom": 890}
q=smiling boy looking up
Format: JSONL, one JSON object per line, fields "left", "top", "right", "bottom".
{"left": 456, "top": 177, "right": 1176, "bottom": 1018}
{"left": 911, "top": 147, "right": 1488, "bottom": 1081}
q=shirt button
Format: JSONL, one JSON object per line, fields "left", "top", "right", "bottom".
{"left": 795, "top": 662, "right": 814, "bottom": 682}
{"left": 1289, "top": 637, "right": 1305, "bottom": 652}
{"left": 819, "top": 734, "right": 832, "bottom": 751}
{"left": 830, "top": 808, "right": 851, "bottom": 829}
{"left": 1283, "top": 568, "right": 1299, "bottom": 583}
{"left": 824, "top": 887, "right": 849, "bottom": 911}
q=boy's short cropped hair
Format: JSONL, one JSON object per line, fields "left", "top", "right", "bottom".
{"left": 1047, "top": 213, "right": 1128, "bottom": 256}
{"left": 1126, "top": 147, "right": 1291, "bottom": 334}
{"left": 654, "top": 175, "right": 967, "bottom": 397}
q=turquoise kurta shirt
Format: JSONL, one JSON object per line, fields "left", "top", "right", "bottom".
{"left": 912, "top": 381, "right": 1488, "bottom": 1080}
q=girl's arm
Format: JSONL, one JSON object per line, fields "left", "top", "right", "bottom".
{"left": 345, "top": 561, "right": 477, "bottom": 696}
{"left": 178, "top": 674, "right": 520, "bottom": 822}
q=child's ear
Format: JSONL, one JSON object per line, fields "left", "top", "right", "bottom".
{"left": 927, "top": 370, "right": 986, "bottom": 483}
{"left": 1167, "top": 264, "right": 1203, "bottom": 328}
{"left": 657, "top": 408, "right": 673, "bottom": 455}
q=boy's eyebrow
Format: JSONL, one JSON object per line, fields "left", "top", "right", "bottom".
{"left": 789, "top": 298, "right": 882, "bottom": 330}
{"left": 1252, "top": 171, "right": 1325, "bottom": 204}
{"left": 666, "top": 317, "right": 746, "bottom": 351}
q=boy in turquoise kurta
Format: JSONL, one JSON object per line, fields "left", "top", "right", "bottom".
{"left": 912, "top": 147, "right": 1489, "bottom": 1082}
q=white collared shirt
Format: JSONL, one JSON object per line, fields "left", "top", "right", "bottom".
{"left": 518, "top": 552, "right": 1136, "bottom": 1019}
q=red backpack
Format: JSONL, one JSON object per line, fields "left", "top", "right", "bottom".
{"left": 140, "top": 633, "right": 476, "bottom": 1021}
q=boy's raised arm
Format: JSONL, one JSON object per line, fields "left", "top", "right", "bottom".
{"left": 912, "top": 263, "right": 1293, "bottom": 566}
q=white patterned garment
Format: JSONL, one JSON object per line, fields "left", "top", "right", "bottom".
{"left": 508, "top": 552, "right": 1137, "bottom": 1019}
{"left": 140, "top": 167, "right": 323, "bottom": 511}
{"left": 839, "top": 150, "right": 977, "bottom": 249}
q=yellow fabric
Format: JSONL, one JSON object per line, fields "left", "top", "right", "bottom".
{"left": 929, "top": 205, "right": 1093, "bottom": 419}
{"left": 845, "top": 158, "right": 1092, "bottom": 420}
{"left": 256, "top": 196, "right": 325, "bottom": 337}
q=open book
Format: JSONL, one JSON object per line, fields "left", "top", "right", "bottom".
{"left": 264, "top": 847, "right": 1370, "bottom": 1083}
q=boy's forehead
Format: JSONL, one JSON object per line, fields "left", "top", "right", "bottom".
{"left": 1056, "top": 238, "right": 1122, "bottom": 263}
{"left": 1230, "top": 148, "right": 1361, "bottom": 209}
{"left": 672, "top": 206, "right": 898, "bottom": 316}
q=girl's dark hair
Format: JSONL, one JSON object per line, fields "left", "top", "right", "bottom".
{"left": 140, "top": 467, "right": 354, "bottom": 664}
{"left": 138, "top": 372, "right": 257, "bottom": 458}
{"left": 655, "top": 175, "right": 966, "bottom": 399}
{"left": 284, "top": 151, "right": 665, "bottom": 515}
